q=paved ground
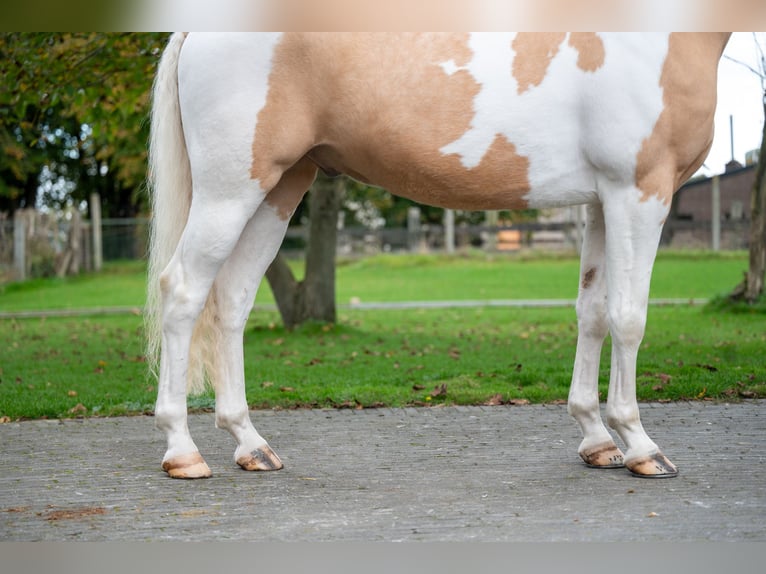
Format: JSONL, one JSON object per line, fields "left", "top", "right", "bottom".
{"left": 1, "top": 401, "right": 764, "bottom": 541}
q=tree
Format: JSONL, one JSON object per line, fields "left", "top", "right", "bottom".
{"left": 266, "top": 174, "right": 344, "bottom": 329}
{"left": 0, "top": 33, "right": 168, "bottom": 216}
{"left": 729, "top": 34, "right": 766, "bottom": 304}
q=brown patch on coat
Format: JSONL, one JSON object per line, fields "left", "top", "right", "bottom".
{"left": 568, "top": 33, "right": 605, "bottom": 72}
{"left": 582, "top": 267, "right": 597, "bottom": 289}
{"left": 252, "top": 33, "right": 532, "bottom": 211}
{"left": 511, "top": 33, "right": 567, "bottom": 94}
{"left": 635, "top": 33, "right": 730, "bottom": 205}
{"left": 264, "top": 156, "right": 317, "bottom": 220}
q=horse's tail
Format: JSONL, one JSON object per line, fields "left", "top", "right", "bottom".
{"left": 146, "top": 32, "right": 218, "bottom": 396}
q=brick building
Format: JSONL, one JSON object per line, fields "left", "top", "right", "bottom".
{"left": 663, "top": 156, "right": 758, "bottom": 249}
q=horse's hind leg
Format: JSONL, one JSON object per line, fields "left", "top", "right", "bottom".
{"left": 568, "top": 203, "right": 625, "bottom": 469}
{"left": 212, "top": 159, "right": 316, "bottom": 471}
{"left": 156, "top": 192, "right": 264, "bottom": 479}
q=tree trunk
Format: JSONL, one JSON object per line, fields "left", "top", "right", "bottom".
{"left": 265, "top": 175, "right": 343, "bottom": 329}
{"left": 731, "top": 93, "right": 766, "bottom": 303}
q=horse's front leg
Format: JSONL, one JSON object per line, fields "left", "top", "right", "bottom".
{"left": 601, "top": 189, "right": 678, "bottom": 478}
{"left": 568, "top": 203, "right": 625, "bottom": 469}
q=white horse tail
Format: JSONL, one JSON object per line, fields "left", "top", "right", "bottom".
{"left": 146, "top": 32, "right": 217, "bottom": 395}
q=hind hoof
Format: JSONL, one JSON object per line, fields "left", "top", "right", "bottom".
{"left": 579, "top": 441, "right": 625, "bottom": 469}
{"left": 626, "top": 451, "right": 678, "bottom": 478}
{"left": 236, "top": 445, "right": 284, "bottom": 471}
{"left": 162, "top": 452, "right": 212, "bottom": 479}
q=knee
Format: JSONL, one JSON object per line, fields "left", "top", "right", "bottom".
{"left": 607, "top": 305, "right": 646, "bottom": 349}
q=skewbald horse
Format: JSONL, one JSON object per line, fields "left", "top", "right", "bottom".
{"left": 146, "top": 33, "right": 731, "bottom": 479}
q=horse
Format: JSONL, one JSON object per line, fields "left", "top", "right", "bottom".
{"left": 146, "top": 32, "right": 731, "bottom": 479}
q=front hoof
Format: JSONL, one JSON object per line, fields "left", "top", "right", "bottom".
{"left": 626, "top": 452, "right": 678, "bottom": 478}
{"left": 162, "top": 452, "right": 212, "bottom": 479}
{"left": 579, "top": 441, "right": 625, "bottom": 469}
{"left": 236, "top": 445, "right": 284, "bottom": 471}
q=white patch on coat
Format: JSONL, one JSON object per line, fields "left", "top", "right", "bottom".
{"left": 438, "top": 33, "right": 672, "bottom": 208}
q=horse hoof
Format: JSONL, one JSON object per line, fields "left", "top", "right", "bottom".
{"left": 236, "top": 445, "right": 284, "bottom": 471}
{"left": 162, "top": 452, "right": 212, "bottom": 479}
{"left": 626, "top": 451, "right": 678, "bottom": 478}
{"left": 579, "top": 441, "right": 625, "bottom": 469}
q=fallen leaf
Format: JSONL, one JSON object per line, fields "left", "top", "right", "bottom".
{"left": 430, "top": 383, "right": 447, "bottom": 398}
{"left": 508, "top": 398, "right": 530, "bottom": 406}
{"left": 69, "top": 403, "right": 87, "bottom": 415}
{"left": 279, "top": 387, "right": 294, "bottom": 392}
{"left": 647, "top": 512, "right": 658, "bottom": 518}
{"left": 68, "top": 390, "right": 78, "bottom": 397}
{"left": 412, "top": 384, "right": 425, "bottom": 391}
{"left": 739, "top": 390, "right": 756, "bottom": 399}
{"left": 485, "top": 394, "right": 504, "bottom": 406}
{"left": 261, "top": 381, "right": 274, "bottom": 388}
{"left": 0, "top": 416, "right": 11, "bottom": 424}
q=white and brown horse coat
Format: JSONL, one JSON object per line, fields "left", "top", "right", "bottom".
{"left": 146, "top": 33, "right": 730, "bottom": 478}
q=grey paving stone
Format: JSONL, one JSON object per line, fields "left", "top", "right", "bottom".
{"left": 1, "top": 402, "right": 764, "bottom": 541}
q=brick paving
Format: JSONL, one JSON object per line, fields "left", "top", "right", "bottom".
{"left": 1, "top": 401, "right": 764, "bottom": 541}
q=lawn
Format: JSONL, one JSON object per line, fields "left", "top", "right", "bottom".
{"left": 0, "top": 250, "right": 752, "bottom": 311}
{"left": 0, "top": 251, "right": 763, "bottom": 420}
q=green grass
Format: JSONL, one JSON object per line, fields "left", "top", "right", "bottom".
{"left": 0, "top": 260, "right": 148, "bottom": 312}
{"left": 0, "top": 251, "right": 763, "bottom": 420}
{"left": 0, "top": 250, "right": 751, "bottom": 310}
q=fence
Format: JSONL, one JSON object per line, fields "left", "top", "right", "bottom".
{"left": 0, "top": 211, "right": 751, "bottom": 283}
{"left": 0, "top": 211, "right": 149, "bottom": 283}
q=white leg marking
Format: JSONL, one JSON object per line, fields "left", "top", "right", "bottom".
{"left": 155, "top": 196, "right": 262, "bottom": 477}
{"left": 568, "top": 203, "right": 624, "bottom": 468}
{"left": 212, "top": 203, "right": 292, "bottom": 471}
{"left": 601, "top": 187, "right": 677, "bottom": 476}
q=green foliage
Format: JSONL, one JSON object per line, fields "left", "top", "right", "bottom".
{"left": 0, "top": 33, "right": 168, "bottom": 215}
